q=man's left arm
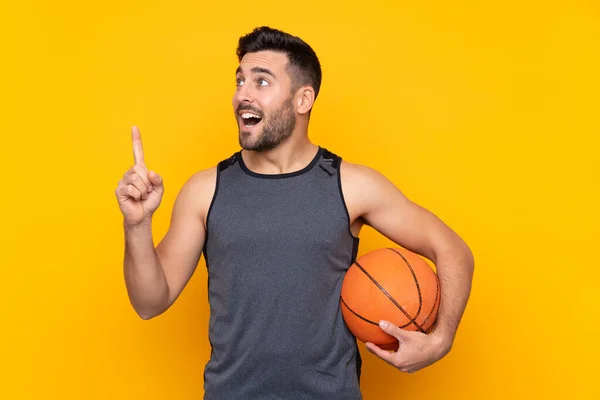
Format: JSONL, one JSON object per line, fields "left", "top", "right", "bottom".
{"left": 343, "top": 162, "right": 475, "bottom": 373}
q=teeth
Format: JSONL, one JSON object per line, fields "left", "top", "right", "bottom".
{"left": 241, "top": 112, "right": 261, "bottom": 119}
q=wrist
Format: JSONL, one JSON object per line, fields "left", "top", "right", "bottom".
{"left": 124, "top": 217, "right": 152, "bottom": 231}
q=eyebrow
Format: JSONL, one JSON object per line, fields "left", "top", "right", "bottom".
{"left": 235, "top": 66, "right": 277, "bottom": 79}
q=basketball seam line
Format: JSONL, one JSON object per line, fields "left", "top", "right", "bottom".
{"left": 388, "top": 248, "right": 439, "bottom": 333}
{"left": 340, "top": 296, "right": 379, "bottom": 326}
{"left": 340, "top": 297, "right": 398, "bottom": 346}
{"left": 354, "top": 260, "right": 426, "bottom": 333}
{"left": 388, "top": 248, "right": 424, "bottom": 320}
{"left": 421, "top": 274, "right": 441, "bottom": 333}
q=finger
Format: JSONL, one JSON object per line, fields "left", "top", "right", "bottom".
{"left": 365, "top": 342, "right": 396, "bottom": 365}
{"left": 148, "top": 170, "right": 162, "bottom": 186}
{"left": 116, "top": 184, "right": 142, "bottom": 201}
{"left": 148, "top": 170, "right": 164, "bottom": 195}
{"left": 125, "top": 185, "right": 142, "bottom": 201}
{"left": 124, "top": 174, "right": 149, "bottom": 199}
{"left": 115, "top": 183, "right": 128, "bottom": 200}
{"left": 131, "top": 126, "right": 145, "bottom": 165}
{"left": 379, "top": 320, "right": 408, "bottom": 341}
{"left": 366, "top": 342, "right": 412, "bottom": 372}
{"left": 129, "top": 164, "right": 152, "bottom": 189}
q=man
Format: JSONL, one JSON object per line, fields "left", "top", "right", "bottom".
{"left": 115, "top": 26, "right": 474, "bottom": 400}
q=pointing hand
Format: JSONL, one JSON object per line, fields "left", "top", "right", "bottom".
{"left": 115, "top": 126, "right": 164, "bottom": 226}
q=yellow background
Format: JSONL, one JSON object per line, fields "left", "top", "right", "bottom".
{"left": 1, "top": 0, "right": 599, "bottom": 398}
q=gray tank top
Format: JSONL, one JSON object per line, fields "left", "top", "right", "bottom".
{"left": 202, "top": 146, "right": 362, "bottom": 400}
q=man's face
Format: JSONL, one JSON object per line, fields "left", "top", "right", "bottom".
{"left": 233, "top": 50, "right": 296, "bottom": 152}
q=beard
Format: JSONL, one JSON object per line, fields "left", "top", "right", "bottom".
{"left": 238, "top": 97, "right": 296, "bottom": 152}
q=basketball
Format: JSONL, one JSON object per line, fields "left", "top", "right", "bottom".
{"left": 340, "top": 247, "right": 441, "bottom": 351}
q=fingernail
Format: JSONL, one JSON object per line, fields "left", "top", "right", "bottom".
{"left": 380, "top": 321, "right": 388, "bottom": 328}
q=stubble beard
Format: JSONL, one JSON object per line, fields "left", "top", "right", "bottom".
{"left": 238, "top": 97, "right": 296, "bottom": 152}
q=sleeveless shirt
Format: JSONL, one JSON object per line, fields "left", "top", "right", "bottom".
{"left": 202, "top": 146, "right": 362, "bottom": 400}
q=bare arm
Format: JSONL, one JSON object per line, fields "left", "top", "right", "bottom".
{"left": 116, "top": 127, "right": 217, "bottom": 319}
{"left": 341, "top": 161, "right": 474, "bottom": 347}
{"left": 123, "top": 218, "right": 169, "bottom": 320}
{"left": 123, "top": 168, "right": 215, "bottom": 319}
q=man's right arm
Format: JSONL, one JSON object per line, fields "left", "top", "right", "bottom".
{"left": 123, "top": 167, "right": 216, "bottom": 320}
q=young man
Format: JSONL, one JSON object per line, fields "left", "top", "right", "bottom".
{"left": 115, "top": 26, "right": 474, "bottom": 400}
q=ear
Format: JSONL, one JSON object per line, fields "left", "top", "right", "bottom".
{"left": 295, "top": 86, "right": 316, "bottom": 115}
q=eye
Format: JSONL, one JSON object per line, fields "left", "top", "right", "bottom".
{"left": 236, "top": 77, "right": 244, "bottom": 86}
{"left": 258, "top": 78, "right": 269, "bottom": 86}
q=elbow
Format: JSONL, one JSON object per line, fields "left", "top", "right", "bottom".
{"left": 128, "top": 285, "right": 171, "bottom": 320}
{"left": 464, "top": 241, "right": 475, "bottom": 270}
{"left": 433, "top": 237, "right": 475, "bottom": 278}
{"left": 137, "top": 310, "right": 156, "bottom": 320}
{"left": 136, "top": 307, "right": 165, "bottom": 320}
{"left": 133, "top": 304, "right": 156, "bottom": 320}
{"left": 456, "top": 238, "right": 475, "bottom": 275}
{"left": 433, "top": 235, "right": 474, "bottom": 263}
{"left": 132, "top": 301, "right": 167, "bottom": 320}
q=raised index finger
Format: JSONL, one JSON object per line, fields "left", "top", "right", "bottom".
{"left": 131, "top": 126, "right": 145, "bottom": 165}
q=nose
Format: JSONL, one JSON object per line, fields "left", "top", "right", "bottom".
{"left": 234, "top": 82, "right": 254, "bottom": 105}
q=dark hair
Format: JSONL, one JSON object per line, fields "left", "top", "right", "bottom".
{"left": 237, "top": 26, "right": 322, "bottom": 100}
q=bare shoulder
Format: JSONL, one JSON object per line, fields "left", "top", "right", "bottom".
{"left": 340, "top": 158, "right": 464, "bottom": 263}
{"left": 339, "top": 159, "right": 403, "bottom": 196}
{"left": 339, "top": 159, "right": 389, "bottom": 186}
{"left": 172, "top": 166, "right": 218, "bottom": 227}
{"left": 183, "top": 166, "right": 217, "bottom": 195}
{"left": 339, "top": 159, "right": 410, "bottom": 222}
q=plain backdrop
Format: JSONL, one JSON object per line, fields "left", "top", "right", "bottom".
{"left": 1, "top": 0, "right": 599, "bottom": 399}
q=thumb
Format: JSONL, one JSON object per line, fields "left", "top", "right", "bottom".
{"left": 148, "top": 170, "right": 164, "bottom": 190}
{"left": 379, "top": 320, "right": 408, "bottom": 341}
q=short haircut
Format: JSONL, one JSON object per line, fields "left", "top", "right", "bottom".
{"left": 237, "top": 26, "right": 322, "bottom": 100}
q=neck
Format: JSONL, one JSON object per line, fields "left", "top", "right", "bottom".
{"left": 241, "top": 134, "right": 319, "bottom": 175}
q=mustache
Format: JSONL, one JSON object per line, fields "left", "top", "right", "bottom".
{"left": 236, "top": 104, "right": 263, "bottom": 116}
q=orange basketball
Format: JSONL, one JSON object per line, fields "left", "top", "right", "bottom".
{"left": 340, "top": 247, "right": 441, "bottom": 351}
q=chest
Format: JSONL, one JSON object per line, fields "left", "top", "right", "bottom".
{"left": 208, "top": 188, "right": 350, "bottom": 255}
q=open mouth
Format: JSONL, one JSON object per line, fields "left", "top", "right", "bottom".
{"left": 240, "top": 112, "right": 263, "bottom": 128}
